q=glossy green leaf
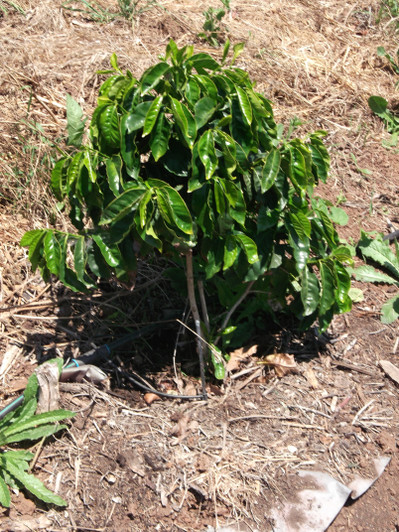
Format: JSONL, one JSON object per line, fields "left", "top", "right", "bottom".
{"left": 234, "top": 234, "right": 259, "bottom": 264}
{"left": 105, "top": 155, "right": 122, "bottom": 196}
{"left": 149, "top": 112, "right": 171, "bottom": 161}
{"left": 98, "top": 105, "right": 120, "bottom": 153}
{"left": 100, "top": 187, "right": 146, "bottom": 224}
{"left": 288, "top": 225, "right": 310, "bottom": 272}
{"left": 170, "top": 98, "right": 189, "bottom": 145}
{"left": 198, "top": 130, "right": 217, "bottom": 180}
{"left": 223, "top": 235, "right": 238, "bottom": 270}
{"left": 185, "top": 77, "right": 201, "bottom": 106}
{"left": 334, "top": 262, "right": 352, "bottom": 313}
{"left": 301, "top": 268, "right": 320, "bottom": 316}
{"left": 193, "top": 74, "right": 218, "bottom": 100}
{"left": 187, "top": 53, "right": 220, "bottom": 72}
{"left": 235, "top": 86, "right": 252, "bottom": 126}
{"left": 124, "top": 101, "right": 152, "bottom": 133}
{"left": 140, "top": 62, "right": 170, "bottom": 95}
{"left": 157, "top": 187, "right": 193, "bottom": 234}
{"left": 261, "top": 148, "right": 280, "bottom": 193}
{"left": 319, "top": 262, "right": 335, "bottom": 315}
{"left": 138, "top": 190, "right": 153, "bottom": 229}
{"left": 92, "top": 234, "right": 122, "bottom": 267}
{"left": 43, "top": 231, "right": 61, "bottom": 275}
{"left": 289, "top": 211, "right": 312, "bottom": 241}
{"left": 142, "top": 95, "right": 163, "bottom": 137}
{"left": 194, "top": 96, "right": 217, "bottom": 129}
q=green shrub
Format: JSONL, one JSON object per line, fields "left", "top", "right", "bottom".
{"left": 21, "top": 40, "right": 352, "bottom": 375}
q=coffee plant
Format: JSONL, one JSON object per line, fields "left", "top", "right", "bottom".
{"left": 21, "top": 40, "right": 352, "bottom": 377}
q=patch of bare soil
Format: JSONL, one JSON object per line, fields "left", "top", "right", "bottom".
{"left": 1, "top": 1, "right": 399, "bottom": 531}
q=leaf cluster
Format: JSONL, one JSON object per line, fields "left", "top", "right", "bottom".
{"left": 21, "top": 40, "right": 352, "bottom": 352}
{"left": 0, "top": 365, "right": 75, "bottom": 508}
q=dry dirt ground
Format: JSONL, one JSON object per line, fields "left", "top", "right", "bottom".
{"left": 1, "top": 0, "right": 399, "bottom": 530}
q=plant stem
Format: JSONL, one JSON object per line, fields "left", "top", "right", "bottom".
{"left": 185, "top": 251, "right": 208, "bottom": 400}
{"left": 214, "top": 280, "right": 255, "bottom": 346}
{"left": 198, "top": 280, "right": 210, "bottom": 333}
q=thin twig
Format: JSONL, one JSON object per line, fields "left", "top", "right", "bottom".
{"left": 214, "top": 281, "right": 255, "bottom": 345}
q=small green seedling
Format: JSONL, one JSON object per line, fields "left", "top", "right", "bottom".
{"left": 198, "top": 0, "right": 230, "bottom": 47}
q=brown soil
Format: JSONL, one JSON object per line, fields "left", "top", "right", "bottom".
{"left": 1, "top": 1, "right": 399, "bottom": 531}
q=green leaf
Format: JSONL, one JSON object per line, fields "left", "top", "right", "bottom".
{"left": 353, "top": 265, "right": 398, "bottom": 285}
{"left": 50, "top": 158, "right": 68, "bottom": 200}
{"left": 187, "top": 53, "right": 220, "bottom": 72}
{"left": 66, "top": 94, "right": 86, "bottom": 147}
{"left": 231, "top": 42, "right": 245, "bottom": 65}
{"left": 0, "top": 475, "right": 10, "bottom": 508}
{"left": 4, "top": 459, "right": 67, "bottom": 506}
{"left": 198, "top": 130, "right": 218, "bottom": 180}
{"left": 348, "top": 287, "right": 364, "bottom": 303}
{"left": 3, "top": 410, "right": 74, "bottom": 439}
{"left": 92, "top": 234, "right": 122, "bottom": 267}
{"left": 301, "top": 268, "right": 320, "bottom": 316}
{"left": 359, "top": 235, "right": 399, "bottom": 279}
{"left": 261, "top": 148, "right": 280, "bottom": 193}
{"left": 223, "top": 235, "right": 238, "bottom": 270}
{"left": 368, "top": 95, "right": 388, "bottom": 117}
{"left": 142, "top": 95, "right": 163, "bottom": 137}
{"left": 74, "top": 237, "right": 86, "bottom": 282}
{"left": 3, "top": 424, "right": 68, "bottom": 445}
{"left": 222, "top": 39, "right": 230, "bottom": 64}
{"left": 156, "top": 187, "right": 193, "bottom": 235}
{"left": 100, "top": 187, "right": 146, "bottom": 224}
{"left": 381, "top": 295, "right": 399, "bottom": 324}
{"left": 289, "top": 211, "right": 311, "bottom": 240}
{"left": 43, "top": 231, "right": 61, "bottom": 275}
{"left": 140, "top": 62, "right": 170, "bottom": 95}
{"left": 20, "top": 230, "right": 47, "bottom": 271}
{"left": 234, "top": 234, "right": 259, "bottom": 264}
{"left": 330, "top": 206, "right": 348, "bottom": 226}
{"left": 319, "top": 261, "right": 335, "bottom": 316}
{"left": 149, "top": 112, "right": 171, "bottom": 161}
{"left": 98, "top": 104, "right": 120, "bottom": 153}
{"left": 334, "top": 262, "right": 352, "bottom": 313}
{"left": 105, "top": 155, "right": 123, "bottom": 197}
{"left": 288, "top": 225, "right": 310, "bottom": 272}
{"left": 194, "top": 96, "right": 217, "bottom": 129}
{"left": 235, "top": 86, "right": 252, "bottom": 126}
{"left": 124, "top": 101, "right": 152, "bottom": 133}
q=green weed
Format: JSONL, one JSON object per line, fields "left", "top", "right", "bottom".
{"left": 61, "top": 0, "right": 158, "bottom": 23}
{"left": 0, "top": 0, "right": 25, "bottom": 16}
{"left": 0, "top": 363, "right": 74, "bottom": 508}
{"left": 198, "top": 0, "right": 230, "bottom": 47}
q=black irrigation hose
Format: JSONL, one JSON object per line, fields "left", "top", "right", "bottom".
{"left": 0, "top": 325, "right": 207, "bottom": 420}
{"left": 383, "top": 230, "right": 399, "bottom": 241}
